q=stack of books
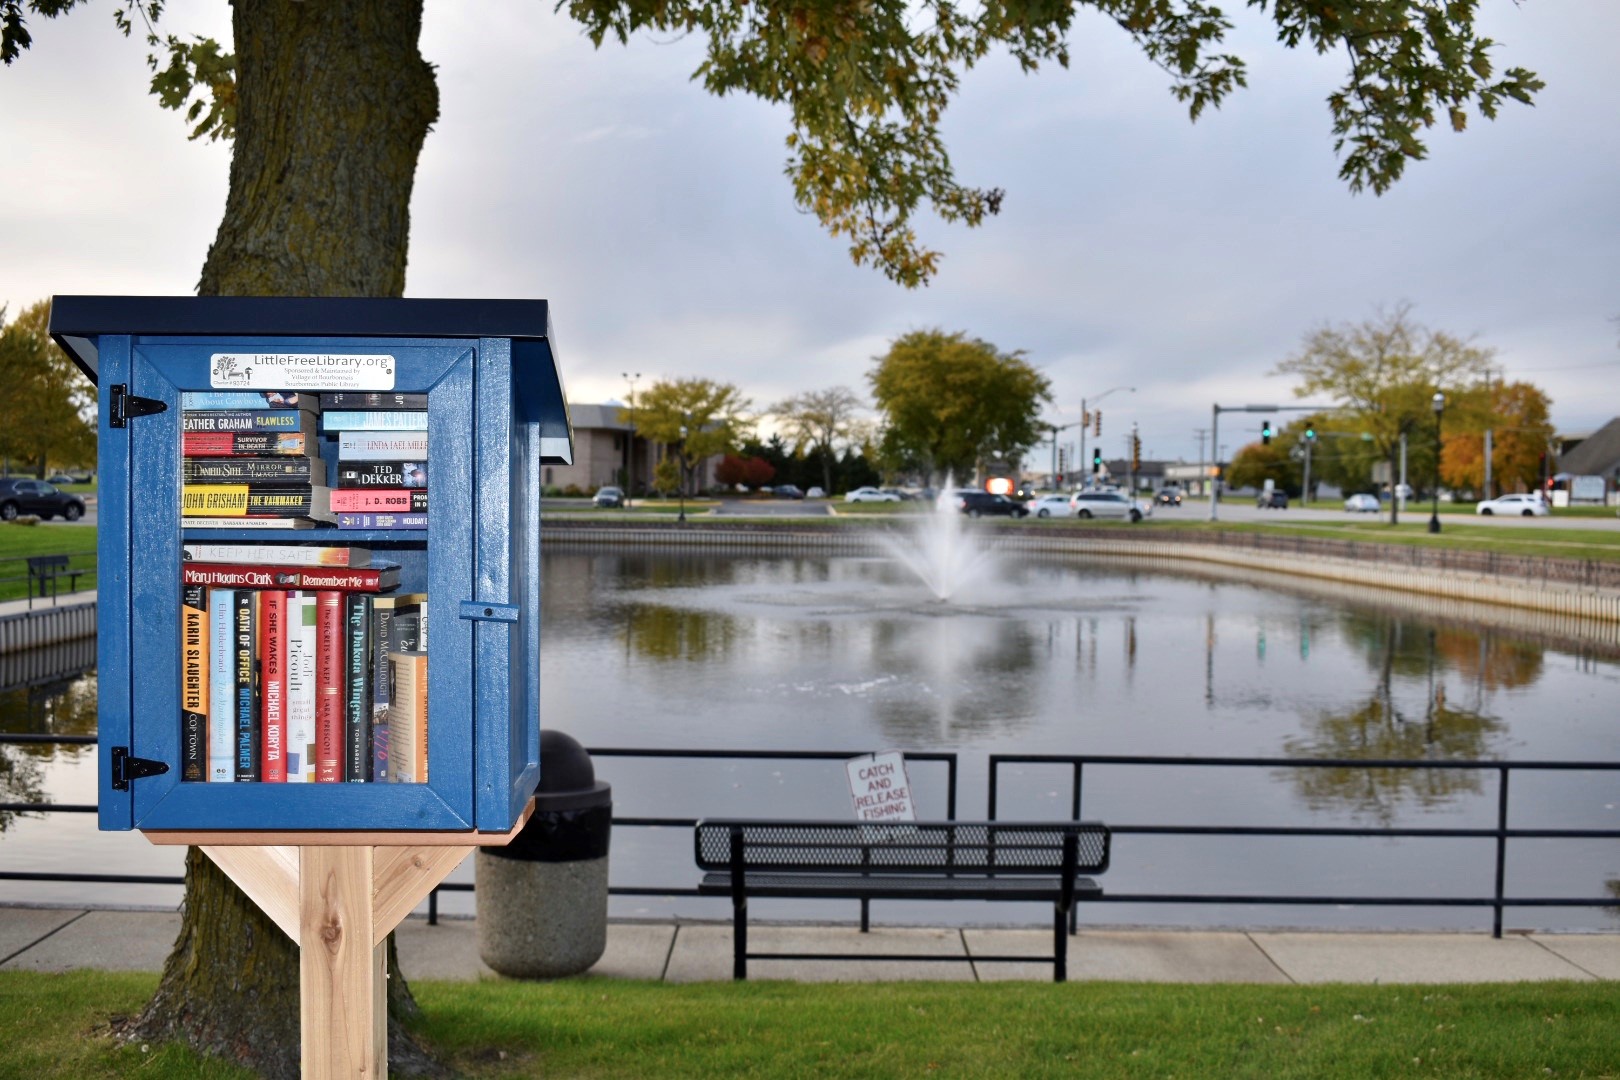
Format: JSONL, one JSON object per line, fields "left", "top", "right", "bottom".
{"left": 322, "top": 393, "right": 429, "bottom": 530}
{"left": 181, "top": 392, "right": 333, "bottom": 528}
{"left": 178, "top": 542, "right": 428, "bottom": 784}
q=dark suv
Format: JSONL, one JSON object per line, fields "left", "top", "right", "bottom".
{"left": 952, "top": 490, "right": 1028, "bottom": 518}
{"left": 0, "top": 478, "right": 87, "bottom": 521}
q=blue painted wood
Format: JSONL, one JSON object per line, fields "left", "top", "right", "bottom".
{"left": 68, "top": 307, "right": 567, "bottom": 834}
{"left": 96, "top": 337, "right": 134, "bottom": 831}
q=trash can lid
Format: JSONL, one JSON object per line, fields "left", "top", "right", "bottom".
{"left": 533, "top": 730, "right": 611, "bottom": 811}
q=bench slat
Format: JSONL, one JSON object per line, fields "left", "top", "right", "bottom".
{"left": 699, "top": 870, "right": 1102, "bottom": 902}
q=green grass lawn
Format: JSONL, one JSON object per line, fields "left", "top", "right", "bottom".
{"left": 0, "top": 522, "right": 97, "bottom": 603}
{"left": 3, "top": 970, "right": 1618, "bottom": 1079}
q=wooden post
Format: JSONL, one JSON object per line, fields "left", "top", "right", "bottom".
{"left": 151, "top": 803, "right": 533, "bottom": 1078}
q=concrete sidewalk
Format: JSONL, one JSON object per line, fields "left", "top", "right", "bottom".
{"left": 5, "top": 907, "right": 1619, "bottom": 984}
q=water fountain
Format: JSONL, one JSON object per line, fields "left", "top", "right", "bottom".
{"left": 873, "top": 492, "right": 1003, "bottom": 603}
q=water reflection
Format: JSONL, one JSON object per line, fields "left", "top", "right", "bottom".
{"left": 0, "top": 639, "right": 98, "bottom": 833}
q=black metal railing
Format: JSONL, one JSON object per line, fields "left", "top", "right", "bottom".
{"left": 6, "top": 734, "right": 1618, "bottom": 938}
{"left": 988, "top": 753, "right": 1620, "bottom": 938}
{"left": 0, "top": 551, "right": 98, "bottom": 608}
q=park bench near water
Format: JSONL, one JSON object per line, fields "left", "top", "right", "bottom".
{"left": 694, "top": 818, "right": 1110, "bottom": 982}
{"left": 26, "top": 555, "right": 85, "bottom": 603}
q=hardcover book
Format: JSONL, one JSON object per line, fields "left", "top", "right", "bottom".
{"left": 321, "top": 410, "right": 427, "bottom": 433}
{"left": 335, "top": 461, "right": 427, "bottom": 488}
{"left": 183, "top": 457, "right": 319, "bottom": 484}
{"left": 335, "top": 512, "right": 428, "bottom": 530}
{"left": 389, "top": 594, "right": 428, "bottom": 654}
{"left": 337, "top": 431, "right": 429, "bottom": 460}
{"left": 183, "top": 408, "right": 318, "bottom": 433}
{"left": 321, "top": 392, "right": 426, "bottom": 410}
{"left": 183, "top": 431, "right": 313, "bottom": 457}
{"left": 184, "top": 543, "right": 371, "bottom": 568}
{"left": 259, "top": 590, "right": 287, "bottom": 783}
{"left": 284, "top": 592, "right": 317, "bottom": 783}
{"left": 329, "top": 489, "right": 427, "bottom": 514}
{"left": 181, "top": 562, "right": 401, "bottom": 593}
{"left": 181, "top": 391, "right": 319, "bottom": 412}
{"left": 233, "top": 590, "right": 259, "bottom": 782}
{"left": 344, "top": 593, "right": 373, "bottom": 782}
{"left": 387, "top": 650, "right": 428, "bottom": 784}
{"left": 314, "top": 591, "right": 346, "bottom": 783}
{"left": 369, "top": 595, "right": 405, "bottom": 783}
{"left": 180, "top": 584, "right": 209, "bottom": 783}
{"left": 208, "top": 588, "right": 235, "bottom": 782}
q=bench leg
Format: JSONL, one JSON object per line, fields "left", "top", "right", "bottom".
{"left": 732, "top": 896, "right": 748, "bottom": 981}
{"left": 1053, "top": 904, "right": 1068, "bottom": 984}
{"left": 860, "top": 897, "right": 870, "bottom": 933}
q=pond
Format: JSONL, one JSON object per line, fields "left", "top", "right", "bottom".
{"left": 3, "top": 540, "right": 1618, "bottom": 931}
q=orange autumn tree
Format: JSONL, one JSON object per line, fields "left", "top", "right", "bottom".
{"left": 1440, "top": 381, "right": 1553, "bottom": 498}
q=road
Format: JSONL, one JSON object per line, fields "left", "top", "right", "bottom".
{"left": 1182, "top": 498, "right": 1620, "bottom": 530}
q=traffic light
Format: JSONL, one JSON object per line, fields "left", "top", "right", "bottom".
{"left": 1094, "top": 411, "right": 1102, "bottom": 438}
{"left": 1261, "top": 419, "right": 1273, "bottom": 445}
{"left": 1082, "top": 410, "right": 1091, "bottom": 429}
{"left": 1304, "top": 425, "right": 1316, "bottom": 441}
{"left": 1131, "top": 434, "right": 1142, "bottom": 470}
{"left": 1057, "top": 448, "right": 1068, "bottom": 474}
{"left": 1092, "top": 447, "right": 1103, "bottom": 472}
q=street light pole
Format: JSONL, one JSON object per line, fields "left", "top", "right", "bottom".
{"left": 1429, "top": 392, "right": 1445, "bottom": 534}
{"left": 677, "top": 414, "right": 690, "bottom": 525}
{"left": 1079, "top": 386, "right": 1134, "bottom": 488}
{"left": 622, "top": 371, "right": 640, "bottom": 508}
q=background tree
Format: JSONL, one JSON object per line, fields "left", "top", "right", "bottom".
{"left": 869, "top": 329, "right": 1051, "bottom": 485}
{"left": 1440, "top": 380, "right": 1554, "bottom": 498}
{"left": 770, "top": 386, "right": 865, "bottom": 495}
{"left": 635, "top": 378, "right": 751, "bottom": 496}
{"left": 1273, "top": 303, "right": 1496, "bottom": 521}
{"left": 0, "top": 300, "right": 97, "bottom": 475}
{"left": 1225, "top": 441, "right": 1295, "bottom": 496}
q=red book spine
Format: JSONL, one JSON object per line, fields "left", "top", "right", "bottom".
{"left": 259, "top": 590, "right": 287, "bottom": 782}
{"left": 181, "top": 563, "right": 395, "bottom": 592}
{"left": 314, "top": 590, "right": 346, "bottom": 783}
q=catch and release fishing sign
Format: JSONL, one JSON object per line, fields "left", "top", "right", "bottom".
{"left": 845, "top": 750, "right": 915, "bottom": 822}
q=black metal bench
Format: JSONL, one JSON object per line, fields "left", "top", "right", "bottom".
{"left": 695, "top": 818, "right": 1110, "bottom": 982}
{"left": 26, "top": 555, "right": 84, "bottom": 600}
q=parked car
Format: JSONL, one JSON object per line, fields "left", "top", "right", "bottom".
{"left": 45, "top": 473, "right": 77, "bottom": 485}
{"left": 592, "top": 485, "right": 625, "bottom": 508}
{"left": 1156, "top": 485, "right": 1183, "bottom": 507}
{"left": 1024, "top": 494, "right": 1074, "bottom": 519}
{"left": 1344, "top": 493, "right": 1381, "bottom": 513}
{"left": 1476, "top": 493, "right": 1548, "bottom": 517}
{"left": 773, "top": 484, "right": 805, "bottom": 499}
{"left": 805, "top": 487, "right": 825, "bottom": 499}
{"left": 845, "top": 486, "right": 901, "bottom": 503}
{"left": 952, "top": 490, "right": 1028, "bottom": 518}
{"left": 1069, "top": 490, "right": 1151, "bottom": 523}
{"left": 0, "top": 478, "right": 87, "bottom": 521}
{"left": 1257, "top": 490, "right": 1289, "bottom": 509}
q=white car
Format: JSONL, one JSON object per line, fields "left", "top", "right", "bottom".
{"left": 1069, "top": 490, "right": 1152, "bottom": 523}
{"left": 1476, "top": 493, "right": 1548, "bottom": 517}
{"left": 1344, "top": 494, "right": 1381, "bottom": 513}
{"left": 1025, "top": 494, "right": 1074, "bottom": 519}
{"left": 844, "top": 486, "right": 901, "bottom": 503}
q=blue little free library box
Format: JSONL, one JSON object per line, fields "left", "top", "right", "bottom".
{"left": 49, "top": 297, "right": 573, "bottom": 834}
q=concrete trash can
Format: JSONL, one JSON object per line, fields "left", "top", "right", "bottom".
{"left": 477, "top": 730, "right": 612, "bottom": 978}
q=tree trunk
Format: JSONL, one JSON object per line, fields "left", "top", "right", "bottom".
{"left": 121, "top": 2, "right": 444, "bottom": 1075}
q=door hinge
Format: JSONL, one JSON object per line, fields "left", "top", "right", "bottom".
{"left": 109, "top": 384, "right": 167, "bottom": 428}
{"left": 111, "top": 747, "right": 169, "bottom": 790}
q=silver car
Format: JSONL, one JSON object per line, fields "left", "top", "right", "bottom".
{"left": 1069, "top": 490, "right": 1152, "bottom": 523}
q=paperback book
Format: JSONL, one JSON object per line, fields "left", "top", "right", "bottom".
{"left": 183, "top": 431, "right": 313, "bottom": 457}
{"left": 329, "top": 489, "right": 427, "bottom": 514}
{"left": 184, "top": 543, "right": 371, "bottom": 568}
{"left": 181, "top": 391, "right": 319, "bottom": 412}
{"left": 183, "top": 457, "right": 319, "bottom": 484}
{"left": 183, "top": 409, "right": 319, "bottom": 434}
{"left": 335, "top": 461, "right": 426, "bottom": 488}
{"left": 321, "top": 410, "right": 427, "bottom": 433}
{"left": 338, "top": 432, "right": 429, "bottom": 460}
{"left": 335, "top": 512, "right": 428, "bottom": 531}
{"left": 321, "top": 392, "right": 425, "bottom": 410}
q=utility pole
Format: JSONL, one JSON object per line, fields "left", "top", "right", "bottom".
{"left": 622, "top": 371, "right": 640, "bottom": 508}
{"left": 1192, "top": 427, "right": 1208, "bottom": 496}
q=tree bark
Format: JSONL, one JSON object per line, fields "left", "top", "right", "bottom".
{"left": 122, "top": 2, "right": 444, "bottom": 1075}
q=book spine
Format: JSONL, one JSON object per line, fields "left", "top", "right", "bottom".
{"left": 335, "top": 512, "right": 429, "bottom": 530}
{"left": 321, "top": 410, "right": 428, "bottom": 432}
{"left": 183, "top": 457, "right": 318, "bottom": 484}
{"left": 181, "top": 391, "right": 318, "bottom": 412}
{"left": 335, "top": 461, "right": 428, "bottom": 487}
{"left": 184, "top": 543, "right": 369, "bottom": 568}
{"left": 370, "top": 600, "right": 394, "bottom": 783}
{"left": 183, "top": 431, "right": 312, "bottom": 457}
{"left": 183, "top": 517, "right": 317, "bottom": 530}
{"left": 208, "top": 589, "right": 235, "bottom": 782}
{"left": 233, "top": 590, "right": 259, "bottom": 782}
{"left": 329, "top": 489, "right": 427, "bottom": 513}
{"left": 315, "top": 591, "right": 345, "bottom": 782}
{"left": 322, "top": 392, "right": 426, "bottom": 410}
{"left": 387, "top": 651, "right": 428, "bottom": 783}
{"left": 338, "top": 432, "right": 429, "bottom": 460}
{"left": 182, "top": 485, "right": 328, "bottom": 517}
{"left": 259, "top": 590, "right": 287, "bottom": 782}
{"left": 284, "top": 593, "right": 317, "bottom": 783}
{"left": 183, "top": 408, "right": 316, "bottom": 433}
{"left": 180, "top": 584, "right": 209, "bottom": 782}
{"left": 180, "top": 562, "right": 397, "bottom": 592}
{"left": 344, "top": 593, "right": 373, "bottom": 782}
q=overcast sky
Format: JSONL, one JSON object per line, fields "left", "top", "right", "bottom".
{"left": 3, "top": 1, "right": 1617, "bottom": 464}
